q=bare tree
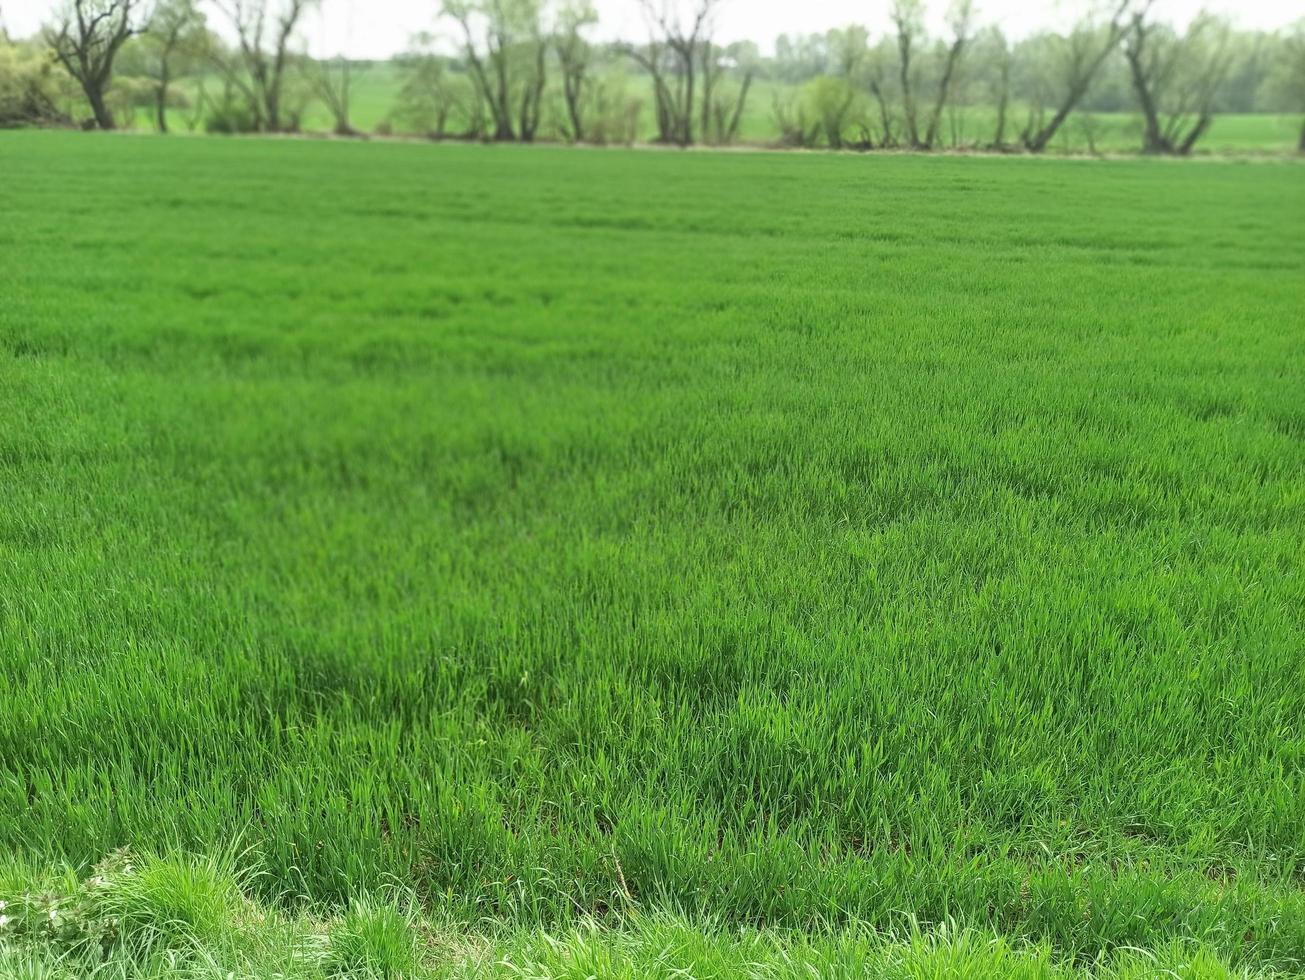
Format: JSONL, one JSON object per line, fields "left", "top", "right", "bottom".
{"left": 717, "top": 70, "right": 752, "bottom": 143}
{"left": 622, "top": 33, "right": 674, "bottom": 142}
{"left": 864, "top": 38, "right": 899, "bottom": 148}
{"left": 717, "top": 64, "right": 753, "bottom": 143}
{"left": 210, "top": 0, "right": 314, "bottom": 132}
{"left": 890, "top": 0, "right": 923, "bottom": 147}
{"left": 1125, "top": 10, "right": 1232, "bottom": 155}
{"left": 517, "top": 9, "right": 546, "bottom": 140}
{"left": 554, "top": 0, "right": 595, "bottom": 142}
{"left": 142, "top": 0, "right": 204, "bottom": 132}
{"left": 989, "top": 33, "right": 1012, "bottom": 148}
{"left": 698, "top": 37, "right": 718, "bottom": 140}
{"left": 46, "top": 0, "right": 147, "bottom": 129}
{"left": 958, "top": 25, "right": 1015, "bottom": 148}
{"left": 921, "top": 0, "right": 973, "bottom": 148}
{"left": 1020, "top": 0, "right": 1140, "bottom": 152}
{"left": 623, "top": 0, "right": 719, "bottom": 146}
{"left": 699, "top": 41, "right": 753, "bottom": 144}
{"left": 311, "top": 55, "right": 364, "bottom": 135}
{"left": 444, "top": 0, "right": 548, "bottom": 142}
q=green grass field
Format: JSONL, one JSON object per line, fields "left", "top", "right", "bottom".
{"left": 1, "top": 131, "right": 1303, "bottom": 977}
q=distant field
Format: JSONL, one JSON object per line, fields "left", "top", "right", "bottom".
{"left": 1, "top": 132, "right": 1303, "bottom": 976}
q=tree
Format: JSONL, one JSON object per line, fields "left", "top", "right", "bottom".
{"left": 141, "top": 0, "right": 205, "bottom": 132}
{"left": 890, "top": 0, "right": 923, "bottom": 147}
{"left": 1124, "top": 10, "right": 1232, "bottom": 155}
{"left": 921, "top": 0, "right": 973, "bottom": 148}
{"left": 864, "top": 36, "right": 900, "bottom": 148}
{"left": 210, "top": 0, "right": 314, "bottom": 132}
{"left": 699, "top": 41, "right": 754, "bottom": 144}
{"left": 1020, "top": 0, "right": 1139, "bottom": 153}
{"left": 968, "top": 26, "right": 1013, "bottom": 148}
{"left": 311, "top": 55, "right": 364, "bottom": 135}
{"left": 444, "top": 0, "right": 548, "bottom": 142}
{"left": 1, "top": 36, "right": 75, "bottom": 126}
{"left": 623, "top": 0, "right": 720, "bottom": 146}
{"left": 45, "top": 0, "right": 146, "bottom": 129}
{"left": 554, "top": 0, "right": 595, "bottom": 142}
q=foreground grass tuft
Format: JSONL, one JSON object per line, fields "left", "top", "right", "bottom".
{"left": 0, "top": 854, "right": 1289, "bottom": 977}
{"left": 327, "top": 898, "right": 421, "bottom": 978}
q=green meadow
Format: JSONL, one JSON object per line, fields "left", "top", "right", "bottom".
{"left": 1, "top": 131, "right": 1303, "bottom": 976}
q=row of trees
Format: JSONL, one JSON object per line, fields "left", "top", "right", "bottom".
{"left": 31, "top": 0, "right": 313, "bottom": 132}
{"left": 2, "top": 0, "right": 1304, "bottom": 154}
{"left": 770, "top": 1, "right": 1305, "bottom": 153}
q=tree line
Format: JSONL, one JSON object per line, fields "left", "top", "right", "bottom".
{"left": 1, "top": 0, "right": 1303, "bottom": 154}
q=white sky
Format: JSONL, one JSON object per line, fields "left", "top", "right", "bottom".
{"left": 4, "top": 0, "right": 1300, "bottom": 59}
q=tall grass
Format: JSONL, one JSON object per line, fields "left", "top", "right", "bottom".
{"left": 0, "top": 132, "right": 1302, "bottom": 973}
{"left": 0, "top": 852, "right": 1287, "bottom": 977}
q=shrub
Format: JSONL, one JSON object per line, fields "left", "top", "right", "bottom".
{"left": 0, "top": 41, "right": 72, "bottom": 128}
{"left": 0, "top": 849, "right": 248, "bottom": 962}
{"left": 204, "top": 98, "right": 258, "bottom": 134}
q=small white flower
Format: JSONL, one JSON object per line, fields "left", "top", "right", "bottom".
{"left": 48, "top": 907, "right": 58, "bottom": 921}
{"left": 0, "top": 914, "right": 11, "bottom": 929}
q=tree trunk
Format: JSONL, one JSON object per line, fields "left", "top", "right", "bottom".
{"left": 1177, "top": 114, "right": 1211, "bottom": 155}
{"left": 699, "top": 46, "right": 714, "bottom": 144}
{"left": 156, "top": 68, "right": 171, "bottom": 133}
{"left": 1023, "top": 15, "right": 1126, "bottom": 153}
{"left": 898, "top": 39, "right": 917, "bottom": 147}
{"left": 564, "top": 73, "right": 584, "bottom": 142}
{"left": 869, "top": 83, "right": 894, "bottom": 148}
{"left": 336, "top": 60, "right": 351, "bottom": 135}
{"left": 86, "top": 84, "right": 115, "bottom": 130}
{"left": 723, "top": 72, "right": 752, "bottom": 143}
{"left": 1024, "top": 101, "right": 1076, "bottom": 153}
{"left": 567, "top": 92, "right": 583, "bottom": 142}
{"left": 492, "top": 51, "right": 513, "bottom": 140}
{"left": 923, "top": 40, "right": 963, "bottom": 149}
{"left": 682, "top": 51, "right": 695, "bottom": 146}
{"left": 652, "top": 72, "right": 673, "bottom": 142}
{"left": 1125, "top": 44, "right": 1166, "bottom": 153}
